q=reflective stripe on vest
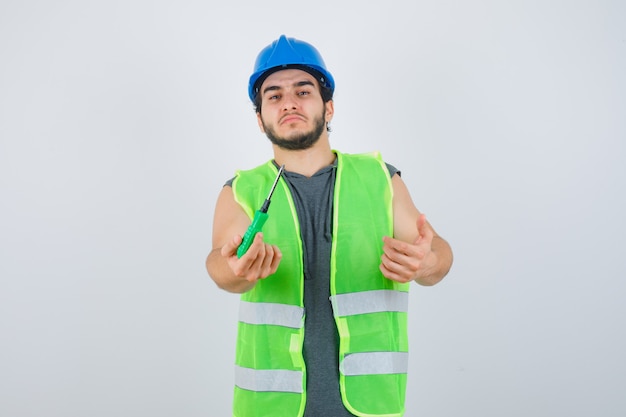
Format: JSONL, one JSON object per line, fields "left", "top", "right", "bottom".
{"left": 235, "top": 365, "right": 303, "bottom": 393}
{"left": 239, "top": 301, "right": 305, "bottom": 329}
{"left": 340, "top": 352, "right": 409, "bottom": 376}
{"left": 329, "top": 289, "right": 408, "bottom": 317}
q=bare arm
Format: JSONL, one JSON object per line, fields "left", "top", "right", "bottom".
{"left": 205, "top": 186, "right": 282, "bottom": 293}
{"left": 380, "top": 174, "right": 453, "bottom": 286}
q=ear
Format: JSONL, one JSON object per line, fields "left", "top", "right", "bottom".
{"left": 325, "top": 100, "right": 334, "bottom": 123}
{"left": 256, "top": 112, "right": 265, "bottom": 133}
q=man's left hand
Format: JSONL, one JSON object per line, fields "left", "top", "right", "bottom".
{"left": 380, "top": 214, "right": 438, "bottom": 284}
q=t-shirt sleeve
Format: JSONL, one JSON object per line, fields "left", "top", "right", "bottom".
{"left": 224, "top": 176, "right": 235, "bottom": 187}
{"left": 385, "top": 162, "right": 400, "bottom": 178}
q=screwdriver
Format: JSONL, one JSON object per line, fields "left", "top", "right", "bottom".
{"left": 237, "top": 164, "right": 285, "bottom": 258}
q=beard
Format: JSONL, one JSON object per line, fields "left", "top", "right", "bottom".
{"left": 261, "top": 108, "right": 327, "bottom": 151}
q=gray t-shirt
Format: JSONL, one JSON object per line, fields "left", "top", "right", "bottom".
{"left": 227, "top": 159, "right": 398, "bottom": 416}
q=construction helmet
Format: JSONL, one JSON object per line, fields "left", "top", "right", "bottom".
{"left": 248, "top": 35, "right": 335, "bottom": 102}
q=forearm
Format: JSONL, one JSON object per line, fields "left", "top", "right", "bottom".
{"left": 206, "top": 249, "right": 256, "bottom": 294}
{"left": 416, "top": 236, "right": 453, "bottom": 286}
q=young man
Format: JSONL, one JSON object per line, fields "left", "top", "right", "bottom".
{"left": 206, "top": 35, "right": 453, "bottom": 417}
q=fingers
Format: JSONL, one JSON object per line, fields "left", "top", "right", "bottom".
{"left": 259, "top": 244, "right": 282, "bottom": 278}
{"left": 239, "top": 233, "right": 266, "bottom": 279}
{"left": 380, "top": 264, "right": 407, "bottom": 283}
{"left": 380, "top": 231, "right": 434, "bottom": 283}
{"left": 382, "top": 235, "right": 423, "bottom": 259}
{"left": 380, "top": 254, "right": 416, "bottom": 283}
{"left": 231, "top": 232, "right": 282, "bottom": 282}
{"left": 380, "top": 237, "right": 421, "bottom": 283}
{"left": 246, "top": 244, "right": 282, "bottom": 282}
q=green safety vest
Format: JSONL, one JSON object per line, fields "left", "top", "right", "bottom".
{"left": 231, "top": 151, "right": 410, "bottom": 417}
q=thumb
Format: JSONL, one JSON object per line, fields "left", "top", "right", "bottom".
{"left": 416, "top": 214, "right": 432, "bottom": 243}
{"left": 221, "top": 234, "right": 242, "bottom": 257}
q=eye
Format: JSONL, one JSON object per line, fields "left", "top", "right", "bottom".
{"left": 297, "top": 90, "right": 310, "bottom": 96}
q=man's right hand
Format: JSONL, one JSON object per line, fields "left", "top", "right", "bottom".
{"left": 221, "top": 232, "right": 282, "bottom": 284}
{"left": 207, "top": 185, "right": 282, "bottom": 293}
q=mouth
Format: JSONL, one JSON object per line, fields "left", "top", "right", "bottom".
{"left": 280, "top": 113, "right": 305, "bottom": 125}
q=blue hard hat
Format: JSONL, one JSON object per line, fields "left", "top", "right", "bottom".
{"left": 248, "top": 35, "right": 335, "bottom": 102}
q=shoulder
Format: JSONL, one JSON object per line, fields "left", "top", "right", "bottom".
{"left": 339, "top": 151, "right": 400, "bottom": 177}
{"left": 223, "top": 160, "right": 276, "bottom": 187}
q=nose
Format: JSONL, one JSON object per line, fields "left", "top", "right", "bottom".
{"left": 281, "top": 92, "right": 298, "bottom": 111}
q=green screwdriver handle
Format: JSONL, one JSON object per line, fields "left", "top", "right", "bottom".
{"left": 236, "top": 164, "right": 284, "bottom": 259}
{"left": 237, "top": 210, "right": 269, "bottom": 258}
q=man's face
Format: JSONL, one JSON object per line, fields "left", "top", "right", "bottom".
{"left": 256, "top": 69, "right": 333, "bottom": 150}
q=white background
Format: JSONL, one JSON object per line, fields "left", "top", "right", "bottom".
{"left": 1, "top": 1, "right": 624, "bottom": 416}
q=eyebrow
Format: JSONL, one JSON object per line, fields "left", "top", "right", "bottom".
{"left": 262, "top": 80, "right": 315, "bottom": 95}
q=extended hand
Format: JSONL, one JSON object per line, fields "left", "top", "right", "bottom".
{"left": 380, "top": 214, "right": 437, "bottom": 284}
{"left": 221, "top": 232, "right": 282, "bottom": 284}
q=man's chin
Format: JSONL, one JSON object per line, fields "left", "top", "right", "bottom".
{"left": 264, "top": 115, "right": 326, "bottom": 151}
{"left": 269, "top": 134, "right": 320, "bottom": 151}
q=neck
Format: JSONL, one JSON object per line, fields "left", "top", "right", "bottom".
{"left": 272, "top": 135, "right": 335, "bottom": 177}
